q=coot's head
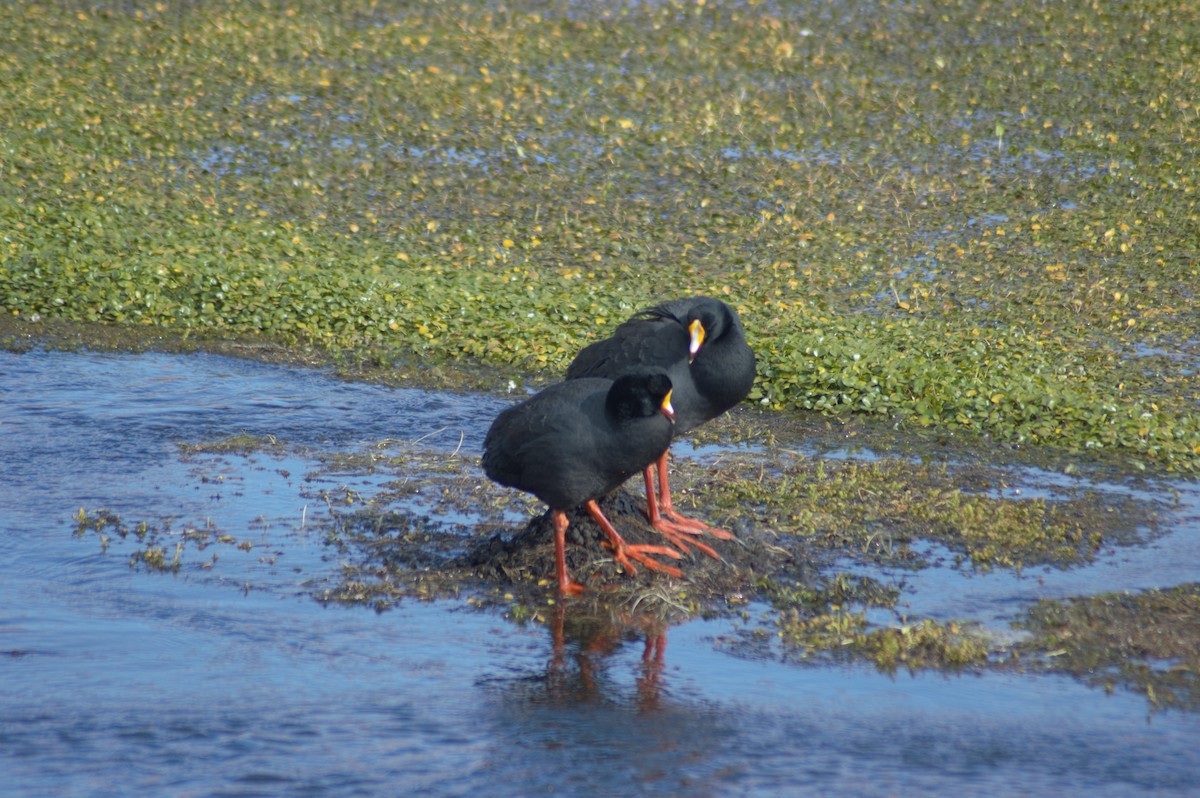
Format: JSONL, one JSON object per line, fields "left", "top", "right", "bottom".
{"left": 685, "top": 297, "right": 732, "bottom": 363}
{"left": 608, "top": 370, "right": 675, "bottom": 424}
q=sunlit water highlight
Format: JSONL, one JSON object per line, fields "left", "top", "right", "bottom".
{"left": 2, "top": 350, "right": 1198, "bottom": 797}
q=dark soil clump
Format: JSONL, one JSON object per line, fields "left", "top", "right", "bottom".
{"left": 460, "top": 488, "right": 811, "bottom": 608}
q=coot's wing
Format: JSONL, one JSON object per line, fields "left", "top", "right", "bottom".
{"left": 566, "top": 314, "right": 689, "bottom": 380}
{"left": 482, "top": 381, "right": 607, "bottom": 506}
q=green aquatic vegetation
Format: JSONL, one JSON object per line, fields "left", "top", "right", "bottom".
{"left": 859, "top": 619, "right": 990, "bottom": 672}
{"left": 131, "top": 542, "right": 183, "bottom": 573}
{"left": 1012, "top": 585, "right": 1200, "bottom": 712}
{"left": 3, "top": 0, "right": 1199, "bottom": 470}
{"left": 73, "top": 507, "right": 247, "bottom": 572}
{"left": 178, "top": 434, "right": 285, "bottom": 457}
{"left": 691, "top": 456, "right": 1155, "bottom": 570}
{"left": 760, "top": 569, "right": 987, "bottom": 672}
{"left": 758, "top": 572, "right": 900, "bottom": 614}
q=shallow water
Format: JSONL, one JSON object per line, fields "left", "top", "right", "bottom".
{"left": 3, "top": 350, "right": 1198, "bottom": 797}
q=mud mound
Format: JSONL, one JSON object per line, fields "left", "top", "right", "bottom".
{"left": 458, "top": 488, "right": 814, "bottom": 608}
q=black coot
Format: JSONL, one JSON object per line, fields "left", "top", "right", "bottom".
{"left": 566, "top": 296, "right": 756, "bottom": 555}
{"left": 482, "top": 370, "right": 683, "bottom": 596}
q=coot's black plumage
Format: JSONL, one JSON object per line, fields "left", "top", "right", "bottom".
{"left": 482, "top": 370, "right": 682, "bottom": 596}
{"left": 566, "top": 296, "right": 756, "bottom": 553}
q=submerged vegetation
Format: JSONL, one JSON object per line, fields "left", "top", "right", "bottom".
{"left": 75, "top": 507, "right": 188, "bottom": 572}
{"left": 690, "top": 452, "right": 1156, "bottom": 570}
{"left": 1013, "top": 585, "right": 1200, "bottom": 712}
{"left": 2, "top": 0, "right": 1199, "bottom": 469}
{"left": 754, "top": 572, "right": 989, "bottom": 673}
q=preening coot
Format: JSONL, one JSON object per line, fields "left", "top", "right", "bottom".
{"left": 566, "top": 296, "right": 756, "bottom": 555}
{"left": 482, "top": 370, "right": 684, "bottom": 596}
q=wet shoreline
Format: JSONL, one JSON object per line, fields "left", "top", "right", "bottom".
{"left": 4, "top": 347, "right": 1198, "bottom": 798}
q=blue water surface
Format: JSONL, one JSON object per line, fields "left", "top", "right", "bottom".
{"left": 2, "top": 350, "right": 1197, "bottom": 797}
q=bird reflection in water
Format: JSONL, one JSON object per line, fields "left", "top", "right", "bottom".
{"left": 543, "top": 603, "right": 669, "bottom": 712}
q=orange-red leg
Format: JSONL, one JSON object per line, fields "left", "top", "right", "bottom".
{"left": 552, "top": 510, "right": 586, "bottom": 597}
{"left": 643, "top": 465, "right": 719, "bottom": 557}
{"left": 641, "top": 453, "right": 733, "bottom": 560}
{"left": 584, "top": 500, "right": 684, "bottom": 579}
